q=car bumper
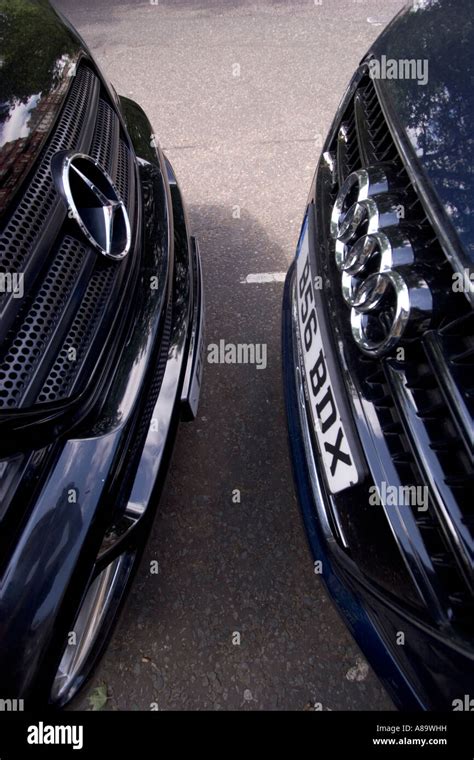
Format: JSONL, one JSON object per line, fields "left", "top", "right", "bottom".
{"left": 282, "top": 260, "right": 423, "bottom": 710}
{"left": 282, "top": 250, "right": 474, "bottom": 711}
{"left": 0, "top": 104, "right": 204, "bottom": 708}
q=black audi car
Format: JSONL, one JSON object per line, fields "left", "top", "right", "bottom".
{"left": 0, "top": 0, "right": 203, "bottom": 706}
{"left": 282, "top": 0, "right": 473, "bottom": 710}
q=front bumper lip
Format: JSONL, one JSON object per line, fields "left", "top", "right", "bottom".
{"left": 110, "top": 228, "right": 204, "bottom": 538}
{"left": 165, "top": 155, "right": 204, "bottom": 422}
{"left": 180, "top": 235, "right": 205, "bottom": 420}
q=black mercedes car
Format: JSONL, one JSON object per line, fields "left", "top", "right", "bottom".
{"left": 0, "top": 0, "right": 203, "bottom": 706}
{"left": 282, "top": 0, "right": 473, "bottom": 710}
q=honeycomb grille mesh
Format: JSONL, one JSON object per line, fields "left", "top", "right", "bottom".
{"left": 90, "top": 98, "right": 117, "bottom": 173}
{"left": 0, "top": 63, "right": 136, "bottom": 413}
{"left": 0, "top": 238, "right": 87, "bottom": 408}
{"left": 38, "top": 266, "right": 116, "bottom": 403}
{"left": 0, "top": 67, "right": 96, "bottom": 284}
{"left": 115, "top": 139, "right": 131, "bottom": 209}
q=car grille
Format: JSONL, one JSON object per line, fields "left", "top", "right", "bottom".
{"left": 315, "top": 68, "right": 473, "bottom": 635}
{"left": 0, "top": 62, "right": 137, "bottom": 415}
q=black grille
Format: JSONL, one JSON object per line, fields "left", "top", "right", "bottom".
{"left": 115, "top": 139, "right": 131, "bottom": 208}
{"left": 0, "top": 237, "right": 88, "bottom": 408}
{"left": 318, "top": 70, "right": 473, "bottom": 633}
{"left": 37, "top": 264, "right": 117, "bottom": 403}
{"left": 0, "top": 67, "right": 96, "bottom": 291}
{"left": 90, "top": 99, "right": 119, "bottom": 173}
{"left": 0, "top": 62, "right": 136, "bottom": 417}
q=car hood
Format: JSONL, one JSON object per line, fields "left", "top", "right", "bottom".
{"left": 368, "top": 0, "right": 474, "bottom": 266}
{"left": 0, "top": 0, "right": 83, "bottom": 216}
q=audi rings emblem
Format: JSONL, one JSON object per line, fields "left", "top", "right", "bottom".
{"left": 330, "top": 166, "right": 433, "bottom": 357}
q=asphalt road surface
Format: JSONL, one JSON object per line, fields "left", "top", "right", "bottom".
{"left": 54, "top": 0, "right": 403, "bottom": 711}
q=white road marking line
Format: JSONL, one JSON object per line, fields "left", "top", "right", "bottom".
{"left": 367, "top": 16, "right": 390, "bottom": 26}
{"left": 241, "top": 272, "right": 287, "bottom": 284}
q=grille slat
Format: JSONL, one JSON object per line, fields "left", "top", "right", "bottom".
{"left": 424, "top": 322, "right": 473, "bottom": 455}
{"left": 38, "top": 265, "right": 117, "bottom": 403}
{"left": 90, "top": 99, "right": 120, "bottom": 177}
{"left": 0, "top": 237, "right": 91, "bottom": 408}
{"left": 387, "top": 362, "right": 474, "bottom": 597}
{"left": 114, "top": 139, "right": 132, "bottom": 212}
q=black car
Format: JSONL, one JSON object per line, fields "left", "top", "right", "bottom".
{"left": 0, "top": 0, "right": 203, "bottom": 706}
{"left": 282, "top": 0, "right": 473, "bottom": 710}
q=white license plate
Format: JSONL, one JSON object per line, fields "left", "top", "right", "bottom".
{"left": 295, "top": 218, "right": 360, "bottom": 494}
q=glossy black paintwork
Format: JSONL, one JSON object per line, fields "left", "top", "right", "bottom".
{"left": 0, "top": 4, "right": 144, "bottom": 447}
{"left": 0, "top": 131, "right": 197, "bottom": 705}
{"left": 0, "top": 3, "right": 201, "bottom": 705}
{"left": 283, "top": 263, "right": 474, "bottom": 709}
{"left": 370, "top": 0, "right": 474, "bottom": 268}
{"left": 284, "top": 191, "right": 474, "bottom": 708}
{"left": 0, "top": 0, "right": 82, "bottom": 215}
{"left": 283, "top": 0, "right": 474, "bottom": 709}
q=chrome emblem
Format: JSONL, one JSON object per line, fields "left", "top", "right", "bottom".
{"left": 330, "top": 167, "right": 433, "bottom": 357}
{"left": 53, "top": 152, "right": 131, "bottom": 260}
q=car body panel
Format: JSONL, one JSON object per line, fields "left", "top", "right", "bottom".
{"left": 0, "top": 0, "right": 82, "bottom": 216}
{"left": 368, "top": 0, "right": 474, "bottom": 275}
{"left": 0, "top": 1, "right": 203, "bottom": 706}
{"left": 283, "top": 0, "right": 474, "bottom": 710}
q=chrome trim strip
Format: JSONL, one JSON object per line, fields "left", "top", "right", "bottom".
{"left": 387, "top": 362, "right": 474, "bottom": 594}
{"left": 181, "top": 236, "right": 205, "bottom": 420}
{"left": 51, "top": 552, "right": 134, "bottom": 704}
